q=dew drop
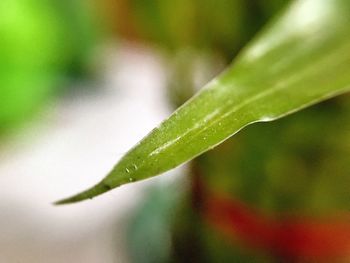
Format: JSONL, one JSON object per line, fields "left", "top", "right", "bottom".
{"left": 125, "top": 168, "right": 130, "bottom": 173}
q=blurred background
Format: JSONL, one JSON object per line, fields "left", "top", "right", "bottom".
{"left": 2, "top": 0, "right": 350, "bottom": 262}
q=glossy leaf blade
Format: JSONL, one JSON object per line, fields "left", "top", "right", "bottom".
{"left": 56, "top": 0, "right": 350, "bottom": 204}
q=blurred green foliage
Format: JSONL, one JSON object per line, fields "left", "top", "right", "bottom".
{"left": 0, "top": 0, "right": 99, "bottom": 135}
{"left": 126, "top": 0, "right": 287, "bottom": 57}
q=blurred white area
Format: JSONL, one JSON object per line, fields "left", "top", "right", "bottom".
{"left": 0, "top": 44, "right": 176, "bottom": 262}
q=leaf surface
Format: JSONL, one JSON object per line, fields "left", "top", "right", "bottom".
{"left": 56, "top": 0, "right": 350, "bottom": 204}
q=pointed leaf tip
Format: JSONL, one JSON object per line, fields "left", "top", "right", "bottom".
{"left": 54, "top": 182, "right": 111, "bottom": 205}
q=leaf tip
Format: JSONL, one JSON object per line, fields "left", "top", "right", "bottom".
{"left": 53, "top": 181, "right": 112, "bottom": 205}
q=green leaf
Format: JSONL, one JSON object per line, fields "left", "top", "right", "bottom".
{"left": 56, "top": 0, "right": 350, "bottom": 204}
